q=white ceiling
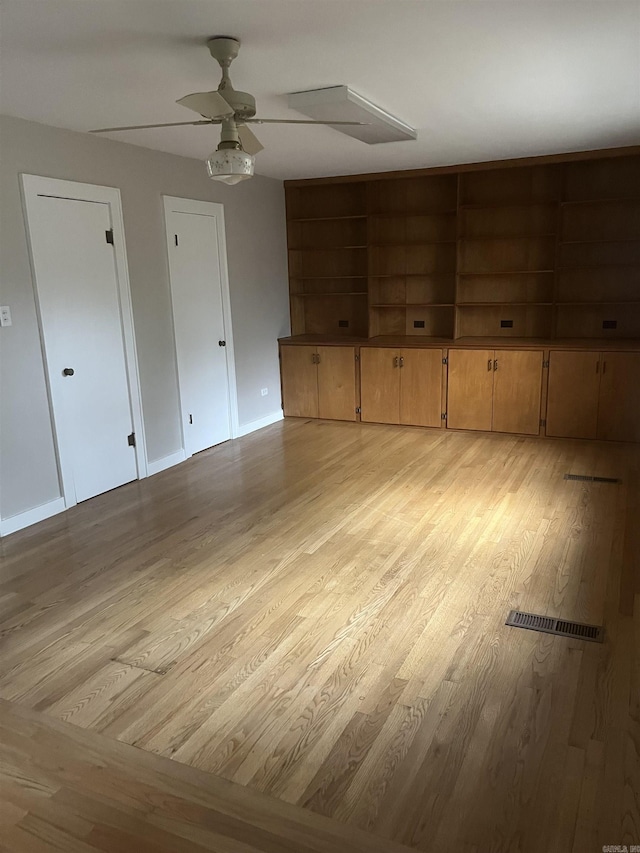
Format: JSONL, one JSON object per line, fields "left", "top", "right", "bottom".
{"left": 1, "top": 1, "right": 639, "bottom": 181}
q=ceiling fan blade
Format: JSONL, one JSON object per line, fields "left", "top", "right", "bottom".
{"left": 245, "top": 118, "right": 368, "bottom": 125}
{"left": 90, "top": 120, "right": 216, "bottom": 133}
{"left": 237, "top": 124, "right": 264, "bottom": 155}
{"left": 177, "top": 91, "right": 234, "bottom": 120}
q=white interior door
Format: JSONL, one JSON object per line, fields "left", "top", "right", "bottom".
{"left": 164, "top": 200, "right": 234, "bottom": 456}
{"left": 25, "top": 194, "right": 139, "bottom": 503}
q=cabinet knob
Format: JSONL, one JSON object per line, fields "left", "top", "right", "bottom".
{"left": 394, "top": 356, "right": 399, "bottom": 368}
{"left": 399, "top": 356, "right": 404, "bottom": 367}
{"left": 494, "top": 359, "right": 498, "bottom": 371}
{"left": 487, "top": 359, "right": 492, "bottom": 371}
{"left": 62, "top": 367, "right": 75, "bottom": 377}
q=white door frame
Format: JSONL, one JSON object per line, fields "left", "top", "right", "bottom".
{"left": 21, "top": 174, "right": 148, "bottom": 508}
{"left": 162, "top": 195, "right": 239, "bottom": 452}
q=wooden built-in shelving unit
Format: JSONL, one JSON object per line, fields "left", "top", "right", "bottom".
{"left": 284, "top": 149, "right": 640, "bottom": 341}
{"left": 286, "top": 183, "right": 369, "bottom": 337}
{"left": 368, "top": 174, "right": 457, "bottom": 338}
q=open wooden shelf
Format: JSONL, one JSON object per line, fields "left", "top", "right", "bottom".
{"left": 557, "top": 264, "right": 640, "bottom": 271}
{"left": 459, "top": 270, "right": 555, "bottom": 276}
{"left": 370, "top": 273, "right": 457, "bottom": 278}
{"left": 457, "top": 301, "right": 553, "bottom": 307}
{"left": 290, "top": 275, "right": 368, "bottom": 280}
{"left": 459, "top": 233, "right": 556, "bottom": 241}
{"left": 370, "top": 240, "right": 457, "bottom": 247}
{"left": 294, "top": 292, "right": 368, "bottom": 297}
{"left": 289, "top": 214, "right": 368, "bottom": 222}
{"left": 561, "top": 238, "right": 640, "bottom": 245}
{"left": 560, "top": 197, "right": 640, "bottom": 206}
{"left": 285, "top": 152, "right": 640, "bottom": 339}
{"left": 372, "top": 303, "right": 454, "bottom": 308}
{"left": 557, "top": 300, "right": 640, "bottom": 306}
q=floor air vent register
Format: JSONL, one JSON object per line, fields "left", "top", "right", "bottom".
{"left": 505, "top": 610, "right": 604, "bottom": 643}
{"left": 564, "top": 473, "right": 620, "bottom": 484}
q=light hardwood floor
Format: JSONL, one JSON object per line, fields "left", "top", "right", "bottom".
{"left": 1, "top": 419, "right": 639, "bottom": 852}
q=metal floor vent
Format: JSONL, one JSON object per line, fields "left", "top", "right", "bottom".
{"left": 564, "top": 473, "right": 620, "bottom": 484}
{"left": 505, "top": 610, "right": 604, "bottom": 643}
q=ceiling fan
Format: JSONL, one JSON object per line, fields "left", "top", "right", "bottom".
{"left": 90, "top": 36, "right": 366, "bottom": 185}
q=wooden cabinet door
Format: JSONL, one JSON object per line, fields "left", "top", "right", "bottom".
{"left": 317, "top": 346, "right": 357, "bottom": 421}
{"left": 447, "top": 349, "right": 494, "bottom": 431}
{"left": 597, "top": 352, "right": 640, "bottom": 442}
{"left": 360, "top": 347, "right": 400, "bottom": 424}
{"left": 280, "top": 346, "right": 318, "bottom": 418}
{"left": 546, "top": 351, "right": 600, "bottom": 439}
{"left": 399, "top": 348, "right": 443, "bottom": 427}
{"left": 492, "top": 350, "right": 543, "bottom": 435}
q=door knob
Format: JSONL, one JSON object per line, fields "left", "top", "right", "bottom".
{"left": 218, "top": 340, "right": 226, "bottom": 347}
{"left": 62, "top": 367, "right": 75, "bottom": 376}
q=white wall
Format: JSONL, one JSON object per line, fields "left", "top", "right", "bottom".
{"left": 0, "top": 115, "right": 290, "bottom": 525}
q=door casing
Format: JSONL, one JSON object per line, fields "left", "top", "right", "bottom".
{"left": 162, "top": 196, "right": 239, "bottom": 454}
{"left": 21, "top": 174, "right": 147, "bottom": 509}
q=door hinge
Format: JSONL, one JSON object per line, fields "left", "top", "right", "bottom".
{"left": 174, "top": 234, "right": 179, "bottom": 247}
{"left": 543, "top": 359, "right": 550, "bottom": 368}
{"left": 105, "top": 229, "right": 114, "bottom": 245}
{"left": 540, "top": 418, "right": 546, "bottom": 427}
{"left": 442, "top": 357, "right": 448, "bottom": 365}
{"left": 127, "top": 432, "right": 136, "bottom": 447}
{"left": 356, "top": 406, "right": 361, "bottom": 414}
{"left": 441, "top": 412, "right": 447, "bottom": 420}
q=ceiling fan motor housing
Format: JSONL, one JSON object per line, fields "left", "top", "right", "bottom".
{"left": 218, "top": 87, "right": 256, "bottom": 120}
{"left": 208, "top": 36, "right": 256, "bottom": 120}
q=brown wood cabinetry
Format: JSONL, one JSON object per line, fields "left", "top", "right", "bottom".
{"left": 547, "top": 350, "right": 640, "bottom": 441}
{"left": 446, "top": 349, "right": 494, "bottom": 431}
{"left": 597, "top": 353, "right": 640, "bottom": 442}
{"left": 282, "top": 149, "right": 639, "bottom": 441}
{"left": 492, "top": 350, "right": 545, "bottom": 435}
{"left": 447, "top": 348, "right": 543, "bottom": 435}
{"left": 360, "top": 347, "right": 398, "bottom": 424}
{"left": 360, "top": 347, "right": 443, "bottom": 427}
{"left": 546, "top": 351, "right": 600, "bottom": 439}
{"left": 399, "top": 348, "right": 444, "bottom": 427}
{"left": 280, "top": 345, "right": 318, "bottom": 418}
{"left": 281, "top": 345, "right": 357, "bottom": 421}
{"left": 281, "top": 340, "right": 639, "bottom": 441}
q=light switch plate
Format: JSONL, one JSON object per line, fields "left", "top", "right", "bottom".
{"left": 0, "top": 306, "right": 12, "bottom": 327}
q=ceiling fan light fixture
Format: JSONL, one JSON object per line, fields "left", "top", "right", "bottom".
{"left": 206, "top": 147, "right": 254, "bottom": 185}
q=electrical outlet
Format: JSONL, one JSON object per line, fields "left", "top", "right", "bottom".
{"left": 0, "top": 306, "right": 12, "bottom": 327}
{"left": 261, "top": 388, "right": 268, "bottom": 396}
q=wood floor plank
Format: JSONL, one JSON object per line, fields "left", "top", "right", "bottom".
{"left": 1, "top": 420, "right": 638, "bottom": 852}
{"left": 0, "top": 698, "right": 415, "bottom": 853}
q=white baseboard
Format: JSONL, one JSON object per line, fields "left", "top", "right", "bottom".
{"left": 0, "top": 496, "right": 67, "bottom": 537}
{"left": 0, "top": 421, "right": 282, "bottom": 536}
{"left": 147, "top": 448, "right": 187, "bottom": 476}
{"left": 236, "top": 411, "right": 284, "bottom": 438}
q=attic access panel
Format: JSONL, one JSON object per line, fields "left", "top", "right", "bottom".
{"left": 288, "top": 86, "right": 417, "bottom": 144}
